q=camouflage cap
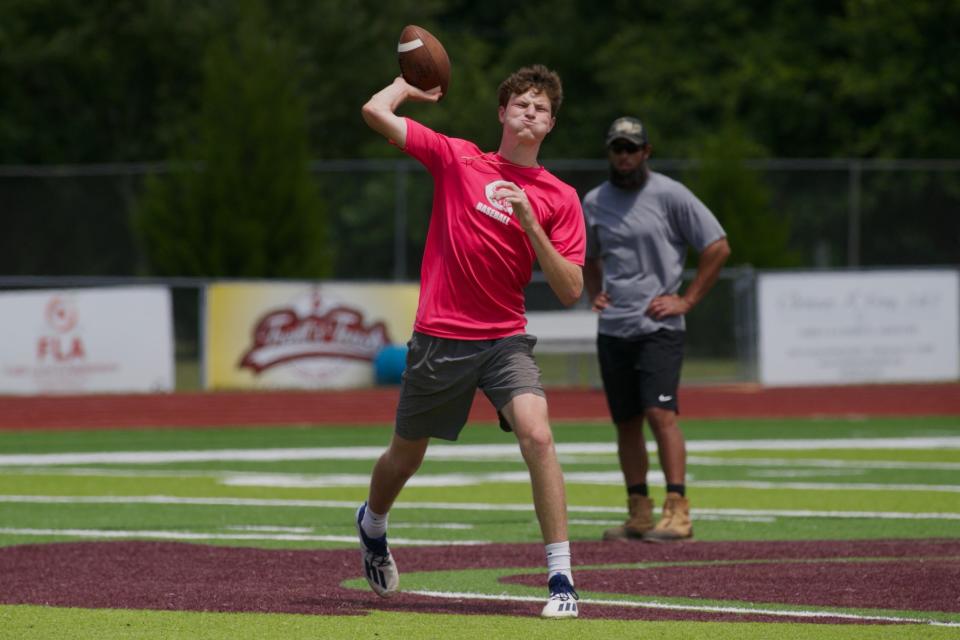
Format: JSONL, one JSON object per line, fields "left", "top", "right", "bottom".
{"left": 605, "top": 117, "right": 648, "bottom": 146}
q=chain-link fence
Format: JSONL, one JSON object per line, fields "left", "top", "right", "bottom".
{"left": 312, "top": 158, "right": 960, "bottom": 280}
{"left": 2, "top": 159, "right": 957, "bottom": 387}
{"left": 3, "top": 159, "right": 958, "bottom": 279}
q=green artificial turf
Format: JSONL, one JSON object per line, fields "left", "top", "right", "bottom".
{"left": 1, "top": 415, "right": 958, "bottom": 638}
{"left": 1, "top": 606, "right": 957, "bottom": 640}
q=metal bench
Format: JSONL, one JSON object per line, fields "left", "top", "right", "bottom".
{"left": 525, "top": 310, "right": 598, "bottom": 354}
{"left": 525, "top": 311, "right": 599, "bottom": 385}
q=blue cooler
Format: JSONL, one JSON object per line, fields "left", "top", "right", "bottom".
{"left": 374, "top": 344, "right": 408, "bottom": 385}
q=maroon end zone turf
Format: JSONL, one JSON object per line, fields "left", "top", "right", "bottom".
{"left": 506, "top": 560, "right": 960, "bottom": 613}
{"left": 0, "top": 382, "right": 959, "bottom": 430}
{"left": 0, "top": 539, "right": 957, "bottom": 622}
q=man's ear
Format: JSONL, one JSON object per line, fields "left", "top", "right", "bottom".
{"left": 498, "top": 105, "right": 506, "bottom": 124}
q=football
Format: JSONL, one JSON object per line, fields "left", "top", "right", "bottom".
{"left": 397, "top": 25, "right": 450, "bottom": 99}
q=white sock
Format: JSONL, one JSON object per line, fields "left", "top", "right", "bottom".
{"left": 362, "top": 504, "right": 388, "bottom": 538}
{"left": 545, "top": 541, "right": 573, "bottom": 584}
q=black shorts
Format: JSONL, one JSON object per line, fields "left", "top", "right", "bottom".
{"left": 597, "top": 329, "right": 684, "bottom": 423}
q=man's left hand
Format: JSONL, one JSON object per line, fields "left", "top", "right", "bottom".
{"left": 493, "top": 183, "right": 536, "bottom": 230}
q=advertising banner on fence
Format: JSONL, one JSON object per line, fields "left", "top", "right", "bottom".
{"left": 204, "top": 282, "right": 419, "bottom": 390}
{"left": 0, "top": 287, "right": 175, "bottom": 394}
{"left": 758, "top": 270, "right": 960, "bottom": 386}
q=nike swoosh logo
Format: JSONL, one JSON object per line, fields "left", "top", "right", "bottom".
{"left": 658, "top": 394, "right": 673, "bottom": 402}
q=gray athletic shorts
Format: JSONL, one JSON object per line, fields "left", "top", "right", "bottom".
{"left": 395, "top": 331, "right": 545, "bottom": 441}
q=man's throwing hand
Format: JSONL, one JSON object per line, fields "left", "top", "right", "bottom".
{"left": 393, "top": 76, "right": 442, "bottom": 103}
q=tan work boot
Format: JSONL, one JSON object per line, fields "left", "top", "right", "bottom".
{"left": 602, "top": 495, "right": 654, "bottom": 541}
{"left": 643, "top": 492, "right": 693, "bottom": 542}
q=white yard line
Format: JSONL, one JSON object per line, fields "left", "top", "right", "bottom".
{"left": 7, "top": 454, "right": 959, "bottom": 478}
{"left": 1, "top": 494, "right": 959, "bottom": 520}
{"left": 0, "top": 526, "right": 488, "bottom": 546}
{"left": 1, "top": 436, "right": 959, "bottom": 466}
{"left": 222, "top": 473, "right": 960, "bottom": 492}
{"left": 225, "top": 525, "right": 314, "bottom": 533}
{"left": 2, "top": 466, "right": 955, "bottom": 492}
{"left": 218, "top": 470, "right": 666, "bottom": 488}
{"left": 694, "top": 507, "right": 960, "bottom": 521}
{"left": 695, "top": 480, "right": 960, "bottom": 492}
{"left": 570, "top": 514, "right": 778, "bottom": 525}
{"left": 688, "top": 455, "right": 960, "bottom": 471}
{"left": 746, "top": 469, "right": 866, "bottom": 478}
{"left": 406, "top": 590, "right": 960, "bottom": 627}
{"left": 390, "top": 522, "right": 475, "bottom": 530}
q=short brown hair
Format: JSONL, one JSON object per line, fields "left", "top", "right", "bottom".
{"left": 497, "top": 64, "right": 563, "bottom": 116}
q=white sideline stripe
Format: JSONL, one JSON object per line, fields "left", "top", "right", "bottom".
{"left": 695, "top": 507, "right": 960, "bottom": 520}
{"left": 4, "top": 466, "right": 955, "bottom": 492}
{"left": 688, "top": 456, "right": 960, "bottom": 471}
{"left": 6, "top": 466, "right": 634, "bottom": 487}
{"left": 0, "top": 446, "right": 390, "bottom": 466}
{"left": 2, "top": 437, "right": 959, "bottom": 466}
{"left": 7, "top": 456, "right": 960, "bottom": 476}
{"left": 0, "top": 527, "right": 488, "bottom": 546}
{"left": 390, "top": 522, "right": 475, "bottom": 530}
{"left": 219, "top": 473, "right": 960, "bottom": 493}
{"left": 220, "top": 471, "right": 665, "bottom": 488}
{"left": 7, "top": 452, "right": 958, "bottom": 479}
{"left": 226, "top": 525, "right": 313, "bottom": 533}
{"left": 696, "top": 480, "right": 960, "bottom": 492}
{"left": 747, "top": 469, "right": 866, "bottom": 478}
{"left": 2, "top": 495, "right": 959, "bottom": 520}
{"left": 682, "top": 437, "right": 960, "bottom": 451}
{"left": 407, "top": 590, "right": 960, "bottom": 627}
{"left": 570, "top": 514, "right": 777, "bottom": 525}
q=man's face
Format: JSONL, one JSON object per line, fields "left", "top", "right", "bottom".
{"left": 498, "top": 89, "right": 556, "bottom": 143}
{"left": 608, "top": 139, "right": 650, "bottom": 173}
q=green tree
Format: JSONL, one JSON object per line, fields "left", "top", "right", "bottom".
{"left": 685, "top": 124, "right": 799, "bottom": 268}
{"left": 135, "top": 0, "right": 330, "bottom": 277}
{"left": 0, "top": 0, "right": 213, "bottom": 162}
{"left": 3, "top": 1, "right": 959, "bottom": 163}
{"left": 830, "top": 0, "right": 960, "bottom": 157}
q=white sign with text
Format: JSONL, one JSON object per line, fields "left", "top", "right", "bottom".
{"left": 0, "top": 287, "right": 174, "bottom": 394}
{"left": 758, "top": 270, "right": 959, "bottom": 386}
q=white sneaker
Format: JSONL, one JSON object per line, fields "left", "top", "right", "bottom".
{"left": 355, "top": 502, "right": 399, "bottom": 597}
{"left": 540, "top": 574, "right": 579, "bottom": 619}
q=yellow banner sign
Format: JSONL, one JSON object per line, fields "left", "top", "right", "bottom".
{"left": 204, "top": 282, "right": 419, "bottom": 389}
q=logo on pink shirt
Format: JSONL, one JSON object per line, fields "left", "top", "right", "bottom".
{"left": 475, "top": 180, "right": 515, "bottom": 225}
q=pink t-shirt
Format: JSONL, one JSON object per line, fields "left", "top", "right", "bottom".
{"left": 401, "top": 118, "right": 585, "bottom": 340}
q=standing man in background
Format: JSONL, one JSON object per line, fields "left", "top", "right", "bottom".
{"left": 583, "top": 117, "right": 730, "bottom": 542}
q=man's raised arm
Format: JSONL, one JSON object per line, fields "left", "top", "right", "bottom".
{"left": 361, "top": 76, "right": 441, "bottom": 148}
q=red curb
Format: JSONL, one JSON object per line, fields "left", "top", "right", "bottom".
{"left": 0, "top": 382, "right": 958, "bottom": 430}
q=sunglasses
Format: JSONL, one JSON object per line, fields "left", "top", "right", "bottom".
{"left": 610, "top": 141, "right": 642, "bottom": 154}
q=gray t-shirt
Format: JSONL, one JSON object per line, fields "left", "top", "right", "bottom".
{"left": 583, "top": 171, "right": 726, "bottom": 338}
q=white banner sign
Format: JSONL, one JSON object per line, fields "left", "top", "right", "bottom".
{"left": 758, "top": 270, "right": 959, "bottom": 386}
{"left": 0, "top": 287, "right": 175, "bottom": 394}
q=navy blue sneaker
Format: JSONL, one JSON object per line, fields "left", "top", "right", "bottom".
{"left": 355, "top": 502, "right": 398, "bottom": 597}
{"left": 541, "top": 573, "right": 579, "bottom": 618}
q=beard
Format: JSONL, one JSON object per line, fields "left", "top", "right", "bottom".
{"left": 609, "top": 165, "right": 648, "bottom": 190}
